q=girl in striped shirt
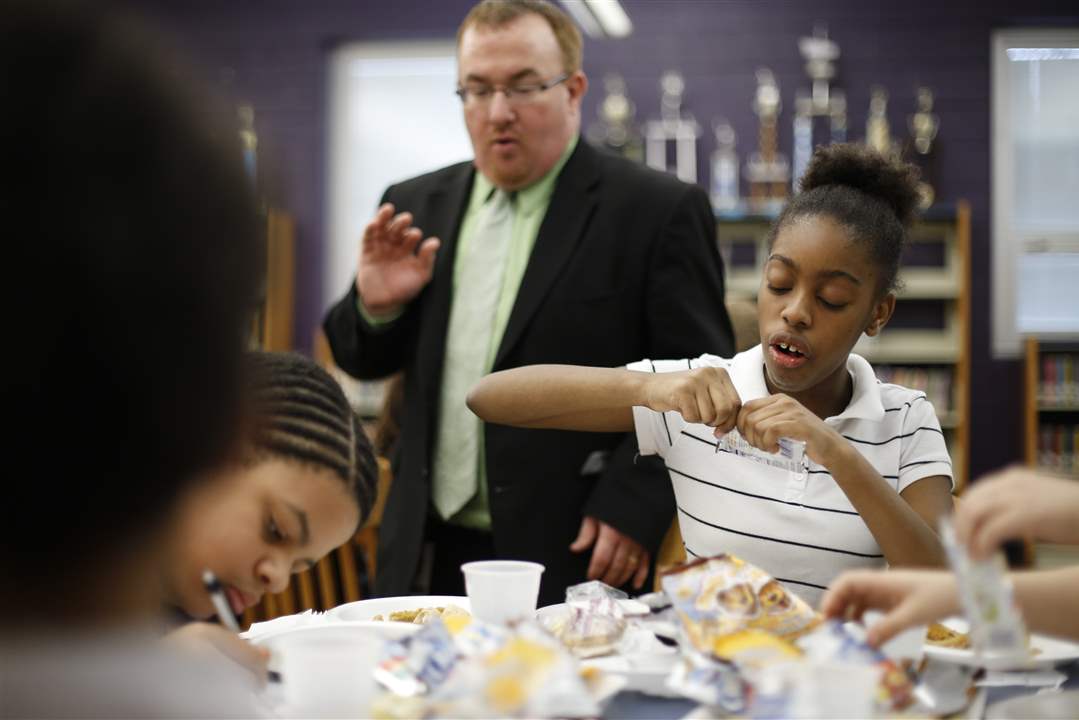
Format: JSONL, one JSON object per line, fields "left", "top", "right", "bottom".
{"left": 468, "top": 144, "right": 954, "bottom": 606}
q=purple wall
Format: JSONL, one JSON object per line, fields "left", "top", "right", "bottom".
{"left": 129, "top": 0, "right": 1078, "bottom": 480}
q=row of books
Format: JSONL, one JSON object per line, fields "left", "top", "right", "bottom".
{"left": 874, "top": 365, "right": 953, "bottom": 415}
{"left": 1038, "top": 424, "right": 1079, "bottom": 476}
{"left": 1038, "top": 354, "right": 1079, "bottom": 407}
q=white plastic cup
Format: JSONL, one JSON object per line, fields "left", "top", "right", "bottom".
{"left": 461, "top": 560, "right": 544, "bottom": 624}
{"left": 864, "top": 609, "right": 927, "bottom": 663}
{"left": 275, "top": 625, "right": 382, "bottom": 717}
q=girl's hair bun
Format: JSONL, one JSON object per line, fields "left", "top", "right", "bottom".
{"left": 799, "top": 144, "right": 922, "bottom": 228}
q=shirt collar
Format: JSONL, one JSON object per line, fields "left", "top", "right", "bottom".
{"left": 470, "top": 134, "right": 578, "bottom": 217}
{"left": 727, "top": 345, "right": 884, "bottom": 423}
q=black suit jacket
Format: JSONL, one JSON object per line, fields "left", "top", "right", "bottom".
{"left": 324, "top": 140, "right": 734, "bottom": 605}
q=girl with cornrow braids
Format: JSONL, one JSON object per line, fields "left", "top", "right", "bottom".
{"left": 469, "top": 144, "right": 955, "bottom": 608}
{"left": 163, "top": 351, "right": 377, "bottom": 675}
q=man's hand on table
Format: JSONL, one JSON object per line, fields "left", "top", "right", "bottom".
{"left": 570, "top": 515, "right": 650, "bottom": 590}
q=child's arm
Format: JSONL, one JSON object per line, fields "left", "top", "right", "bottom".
{"left": 736, "top": 395, "right": 951, "bottom": 568}
{"left": 467, "top": 364, "right": 741, "bottom": 433}
{"left": 823, "top": 566, "right": 1079, "bottom": 645}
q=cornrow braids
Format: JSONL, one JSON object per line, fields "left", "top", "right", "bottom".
{"left": 771, "top": 143, "right": 923, "bottom": 296}
{"left": 246, "top": 352, "right": 377, "bottom": 528}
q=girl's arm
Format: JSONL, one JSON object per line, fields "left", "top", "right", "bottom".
{"left": 467, "top": 364, "right": 741, "bottom": 433}
{"left": 824, "top": 565, "right": 1079, "bottom": 645}
{"left": 1010, "top": 566, "right": 1079, "bottom": 641}
{"left": 737, "top": 395, "right": 951, "bottom": 568}
{"left": 827, "top": 440, "right": 951, "bottom": 567}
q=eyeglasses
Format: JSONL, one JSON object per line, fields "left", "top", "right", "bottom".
{"left": 455, "top": 73, "right": 570, "bottom": 107}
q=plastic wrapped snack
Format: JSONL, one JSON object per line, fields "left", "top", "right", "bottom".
{"left": 429, "top": 622, "right": 599, "bottom": 718}
{"left": 940, "top": 517, "right": 1029, "bottom": 665}
{"left": 666, "top": 649, "right": 748, "bottom": 713}
{"left": 540, "top": 581, "right": 629, "bottom": 658}
{"left": 374, "top": 617, "right": 459, "bottom": 698}
{"left": 715, "top": 430, "right": 807, "bottom": 475}
{"left": 661, "top": 555, "right": 820, "bottom": 654}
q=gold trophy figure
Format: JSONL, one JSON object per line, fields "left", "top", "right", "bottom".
{"left": 586, "top": 74, "right": 644, "bottom": 163}
{"left": 866, "top": 85, "right": 896, "bottom": 159}
{"left": 905, "top": 86, "right": 939, "bottom": 207}
{"left": 744, "top": 68, "right": 789, "bottom": 214}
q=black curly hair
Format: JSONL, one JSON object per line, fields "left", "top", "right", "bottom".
{"left": 246, "top": 352, "right": 378, "bottom": 530}
{"left": 770, "top": 143, "right": 922, "bottom": 295}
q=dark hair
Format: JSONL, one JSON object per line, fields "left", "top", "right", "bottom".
{"left": 2, "top": 0, "right": 261, "bottom": 615}
{"left": 458, "top": 0, "right": 583, "bottom": 74}
{"left": 246, "top": 352, "right": 377, "bottom": 528}
{"left": 771, "top": 143, "right": 922, "bottom": 295}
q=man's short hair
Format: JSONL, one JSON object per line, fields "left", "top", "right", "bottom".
{"left": 458, "top": 0, "right": 583, "bottom": 74}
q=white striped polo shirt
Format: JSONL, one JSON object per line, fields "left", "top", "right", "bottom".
{"left": 629, "top": 344, "right": 953, "bottom": 608}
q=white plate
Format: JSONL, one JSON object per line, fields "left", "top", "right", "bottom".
{"left": 251, "top": 619, "right": 419, "bottom": 647}
{"left": 328, "top": 595, "right": 471, "bottom": 623}
{"left": 923, "top": 618, "right": 1079, "bottom": 670}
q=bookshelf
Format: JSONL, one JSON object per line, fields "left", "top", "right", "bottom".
{"left": 1024, "top": 337, "right": 1079, "bottom": 475}
{"left": 718, "top": 200, "right": 971, "bottom": 491}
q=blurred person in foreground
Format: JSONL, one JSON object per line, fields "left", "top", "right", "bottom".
{"left": 1, "top": 1, "right": 263, "bottom": 715}
{"left": 822, "top": 468, "right": 1079, "bottom": 644}
{"left": 323, "top": 0, "right": 733, "bottom": 605}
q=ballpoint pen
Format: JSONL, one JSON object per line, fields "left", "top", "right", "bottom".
{"left": 202, "top": 568, "right": 280, "bottom": 683}
{"left": 202, "top": 568, "right": 241, "bottom": 632}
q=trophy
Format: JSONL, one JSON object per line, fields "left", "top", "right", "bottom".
{"left": 237, "top": 103, "right": 258, "bottom": 188}
{"left": 744, "top": 68, "right": 789, "bottom": 214}
{"left": 710, "top": 118, "right": 740, "bottom": 212}
{"left": 791, "top": 25, "right": 847, "bottom": 191}
{"left": 644, "top": 71, "right": 701, "bottom": 183}
{"left": 585, "top": 74, "right": 644, "bottom": 163}
{"left": 866, "top": 85, "right": 896, "bottom": 159}
{"left": 904, "top": 86, "right": 939, "bottom": 207}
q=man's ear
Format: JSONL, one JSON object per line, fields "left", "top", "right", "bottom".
{"left": 566, "top": 70, "right": 588, "bottom": 104}
{"left": 865, "top": 292, "right": 896, "bottom": 337}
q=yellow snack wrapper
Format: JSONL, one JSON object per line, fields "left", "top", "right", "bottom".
{"left": 661, "top": 554, "right": 820, "bottom": 654}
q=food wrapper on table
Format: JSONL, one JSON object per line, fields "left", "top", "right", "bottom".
{"left": 661, "top": 554, "right": 821, "bottom": 653}
{"left": 795, "top": 620, "right": 915, "bottom": 712}
{"left": 538, "top": 581, "right": 630, "bottom": 658}
{"left": 374, "top": 618, "right": 460, "bottom": 698}
{"left": 427, "top": 622, "right": 599, "bottom": 718}
{"left": 372, "top": 616, "right": 598, "bottom": 718}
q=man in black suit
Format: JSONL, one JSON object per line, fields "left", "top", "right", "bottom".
{"left": 323, "top": 0, "right": 733, "bottom": 606}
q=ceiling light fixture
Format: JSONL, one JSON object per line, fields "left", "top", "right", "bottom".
{"left": 559, "top": 0, "right": 633, "bottom": 39}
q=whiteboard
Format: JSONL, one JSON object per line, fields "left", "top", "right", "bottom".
{"left": 324, "top": 41, "right": 472, "bottom": 311}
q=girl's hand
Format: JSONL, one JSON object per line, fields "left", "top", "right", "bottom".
{"left": 164, "top": 621, "right": 271, "bottom": 683}
{"left": 735, "top": 394, "right": 844, "bottom": 466}
{"left": 955, "top": 466, "right": 1079, "bottom": 559}
{"left": 821, "top": 569, "right": 959, "bottom": 647}
{"left": 641, "top": 366, "right": 741, "bottom": 433}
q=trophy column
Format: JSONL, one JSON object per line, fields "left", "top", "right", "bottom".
{"left": 644, "top": 71, "right": 701, "bottom": 184}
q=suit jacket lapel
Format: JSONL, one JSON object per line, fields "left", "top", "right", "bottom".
{"left": 493, "top": 142, "right": 601, "bottom": 369}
